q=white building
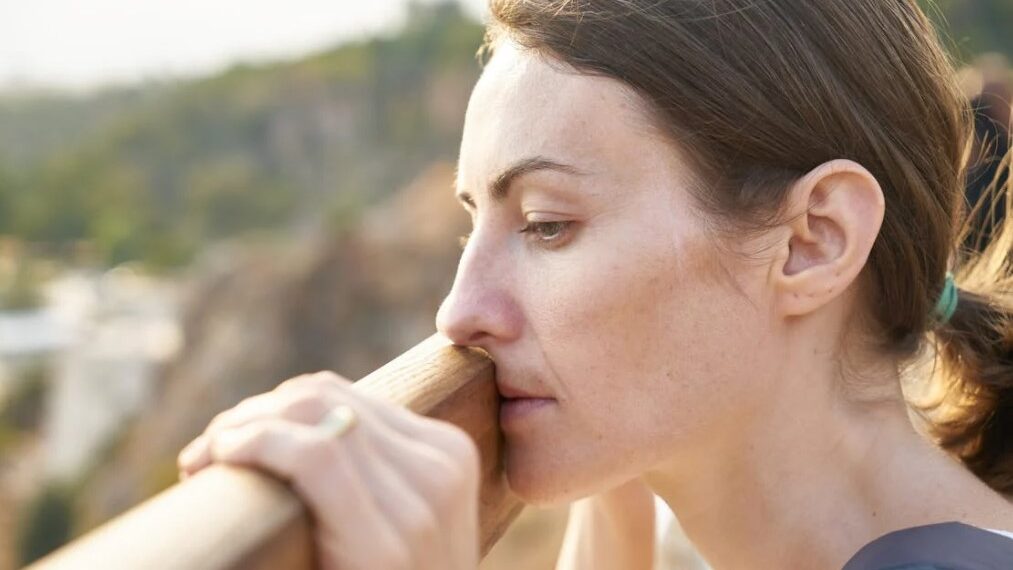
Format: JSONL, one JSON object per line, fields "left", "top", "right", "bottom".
{"left": 0, "top": 268, "right": 182, "bottom": 481}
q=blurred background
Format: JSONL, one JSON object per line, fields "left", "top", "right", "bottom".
{"left": 0, "top": 1, "right": 1009, "bottom": 568}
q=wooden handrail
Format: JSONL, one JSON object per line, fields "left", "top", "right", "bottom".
{"left": 29, "top": 333, "right": 525, "bottom": 569}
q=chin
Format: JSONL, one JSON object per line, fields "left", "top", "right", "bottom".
{"left": 503, "top": 442, "right": 594, "bottom": 507}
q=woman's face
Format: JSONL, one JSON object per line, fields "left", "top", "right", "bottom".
{"left": 436, "top": 41, "right": 781, "bottom": 505}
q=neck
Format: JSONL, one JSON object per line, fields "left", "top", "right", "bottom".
{"left": 643, "top": 340, "right": 1011, "bottom": 569}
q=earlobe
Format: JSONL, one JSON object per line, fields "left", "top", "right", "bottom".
{"left": 774, "top": 160, "right": 885, "bottom": 318}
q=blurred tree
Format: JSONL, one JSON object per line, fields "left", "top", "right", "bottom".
{"left": 920, "top": 0, "right": 1013, "bottom": 59}
{"left": 0, "top": 366, "right": 47, "bottom": 432}
{"left": 0, "top": 164, "right": 11, "bottom": 233}
{"left": 0, "top": 1, "right": 484, "bottom": 269}
{"left": 0, "top": 1, "right": 1006, "bottom": 269}
{"left": 17, "top": 484, "right": 75, "bottom": 566}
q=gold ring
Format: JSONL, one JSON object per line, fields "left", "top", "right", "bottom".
{"left": 317, "top": 405, "right": 358, "bottom": 439}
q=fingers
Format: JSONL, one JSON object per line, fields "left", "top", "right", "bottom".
{"left": 210, "top": 418, "right": 411, "bottom": 570}
{"left": 210, "top": 371, "right": 352, "bottom": 433}
{"left": 178, "top": 372, "right": 352, "bottom": 477}
{"left": 278, "top": 371, "right": 454, "bottom": 444}
{"left": 207, "top": 418, "right": 316, "bottom": 478}
{"left": 178, "top": 370, "right": 478, "bottom": 480}
{"left": 175, "top": 369, "right": 482, "bottom": 570}
{"left": 306, "top": 434, "right": 441, "bottom": 570}
{"left": 204, "top": 416, "right": 386, "bottom": 527}
{"left": 204, "top": 416, "right": 433, "bottom": 570}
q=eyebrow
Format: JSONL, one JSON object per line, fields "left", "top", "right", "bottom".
{"left": 456, "top": 156, "right": 583, "bottom": 205}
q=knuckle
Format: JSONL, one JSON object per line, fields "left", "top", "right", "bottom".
{"left": 211, "top": 426, "right": 259, "bottom": 458}
{"left": 277, "top": 373, "right": 320, "bottom": 392}
{"left": 411, "top": 423, "right": 480, "bottom": 503}
{"left": 204, "top": 416, "right": 226, "bottom": 435}
{"left": 206, "top": 405, "right": 242, "bottom": 432}
{"left": 421, "top": 453, "right": 475, "bottom": 516}
{"left": 304, "top": 370, "right": 341, "bottom": 387}
{"left": 278, "top": 371, "right": 351, "bottom": 394}
{"left": 311, "top": 370, "right": 350, "bottom": 384}
{"left": 399, "top": 498, "right": 438, "bottom": 542}
{"left": 278, "top": 388, "right": 331, "bottom": 420}
{"left": 447, "top": 463, "right": 477, "bottom": 501}
{"left": 440, "top": 424, "right": 480, "bottom": 468}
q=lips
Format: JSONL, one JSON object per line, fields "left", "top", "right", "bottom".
{"left": 494, "top": 374, "right": 557, "bottom": 428}
{"left": 496, "top": 382, "right": 552, "bottom": 400}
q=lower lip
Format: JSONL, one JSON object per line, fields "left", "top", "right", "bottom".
{"left": 500, "top": 398, "right": 555, "bottom": 427}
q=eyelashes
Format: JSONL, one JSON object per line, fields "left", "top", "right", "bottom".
{"left": 457, "top": 221, "right": 574, "bottom": 251}
{"left": 519, "top": 220, "right": 571, "bottom": 244}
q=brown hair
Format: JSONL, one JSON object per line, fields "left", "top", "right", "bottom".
{"left": 483, "top": 0, "right": 1013, "bottom": 493}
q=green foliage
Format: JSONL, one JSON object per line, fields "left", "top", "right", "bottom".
{"left": 0, "top": 86, "right": 158, "bottom": 167}
{"left": 0, "top": 365, "right": 48, "bottom": 459}
{"left": 0, "top": 1, "right": 484, "bottom": 269}
{"left": 0, "top": 1, "right": 1004, "bottom": 270}
{"left": 919, "top": 0, "right": 1013, "bottom": 61}
{"left": 0, "top": 365, "right": 48, "bottom": 432}
{"left": 0, "top": 165, "right": 11, "bottom": 231}
{"left": 17, "top": 484, "right": 76, "bottom": 566}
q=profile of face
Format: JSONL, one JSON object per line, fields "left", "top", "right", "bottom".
{"left": 435, "top": 41, "right": 797, "bottom": 505}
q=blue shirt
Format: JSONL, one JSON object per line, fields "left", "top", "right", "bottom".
{"left": 842, "top": 521, "right": 1013, "bottom": 570}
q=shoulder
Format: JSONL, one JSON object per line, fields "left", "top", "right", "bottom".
{"left": 843, "top": 522, "right": 1013, "bottom": 570}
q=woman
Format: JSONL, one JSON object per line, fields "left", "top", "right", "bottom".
{"left": 177, "top": 1, "right": 1013, "bottom": 568}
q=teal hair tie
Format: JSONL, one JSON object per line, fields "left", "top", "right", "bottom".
{"left": 933, "top": 272, "right": 958, "bottom": 324}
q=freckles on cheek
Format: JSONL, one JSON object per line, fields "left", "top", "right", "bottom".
{"left": 548, "top": 226, "right": 727, "bottom": 381}
{"left": 544, "top": 246, "right": 694, "bottom": 370}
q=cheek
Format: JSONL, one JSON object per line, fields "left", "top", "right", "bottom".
{"left": 536, "top": 224, "right": 731, "bottom": 411}
{"left": 507, "top": 225, "right": 766, "bottom": 502}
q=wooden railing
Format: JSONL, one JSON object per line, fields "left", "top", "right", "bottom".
{"left": 28, "top": 333, "right": 525, "bottom": 569}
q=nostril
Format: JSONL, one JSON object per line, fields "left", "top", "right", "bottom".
{"left": 454, "top": 330, "right": 491, "bottom": 347}
{"left": 436, "top": 301, "right": 489, "bottom": 347}
{"left": 438, "top": 318, "right": 481, "bottom": 347}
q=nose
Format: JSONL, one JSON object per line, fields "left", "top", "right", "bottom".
{"left": 435, "top": 239, "right": 521, "bottom": 347}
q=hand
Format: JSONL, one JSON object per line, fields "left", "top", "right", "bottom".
{"left": 177, "top": 371, "right": 481, "bottom": 570}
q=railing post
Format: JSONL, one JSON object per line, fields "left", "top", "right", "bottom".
{"left": 28, "top": 333, "right": 524, "bottom": 569}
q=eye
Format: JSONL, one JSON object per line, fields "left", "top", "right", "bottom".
{"left": 519, "top": 221, "right": 573, "bottom": 247}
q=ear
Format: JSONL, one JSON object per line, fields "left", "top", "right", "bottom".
{"left": 772, "top": 159, "right": 885, "bottom": 318}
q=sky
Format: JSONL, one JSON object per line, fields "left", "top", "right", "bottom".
{"left": 0, "top": 0, "right": 488, "bottom": 93}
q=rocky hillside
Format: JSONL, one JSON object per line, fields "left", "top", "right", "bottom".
{"left": 73, "top": 162, "right": 469, "bottom": 529}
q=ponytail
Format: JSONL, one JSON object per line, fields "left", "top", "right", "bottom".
{"left": 927, "top": 151, "right": 1013, "bottom": 494}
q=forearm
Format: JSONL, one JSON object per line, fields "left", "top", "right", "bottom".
{"left": 554, "top": 478, "right": 656, "bottom": 570}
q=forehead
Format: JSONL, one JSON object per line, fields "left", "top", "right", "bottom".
{"left": 457, "top": 41, "right": 664, "bottom": 187}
